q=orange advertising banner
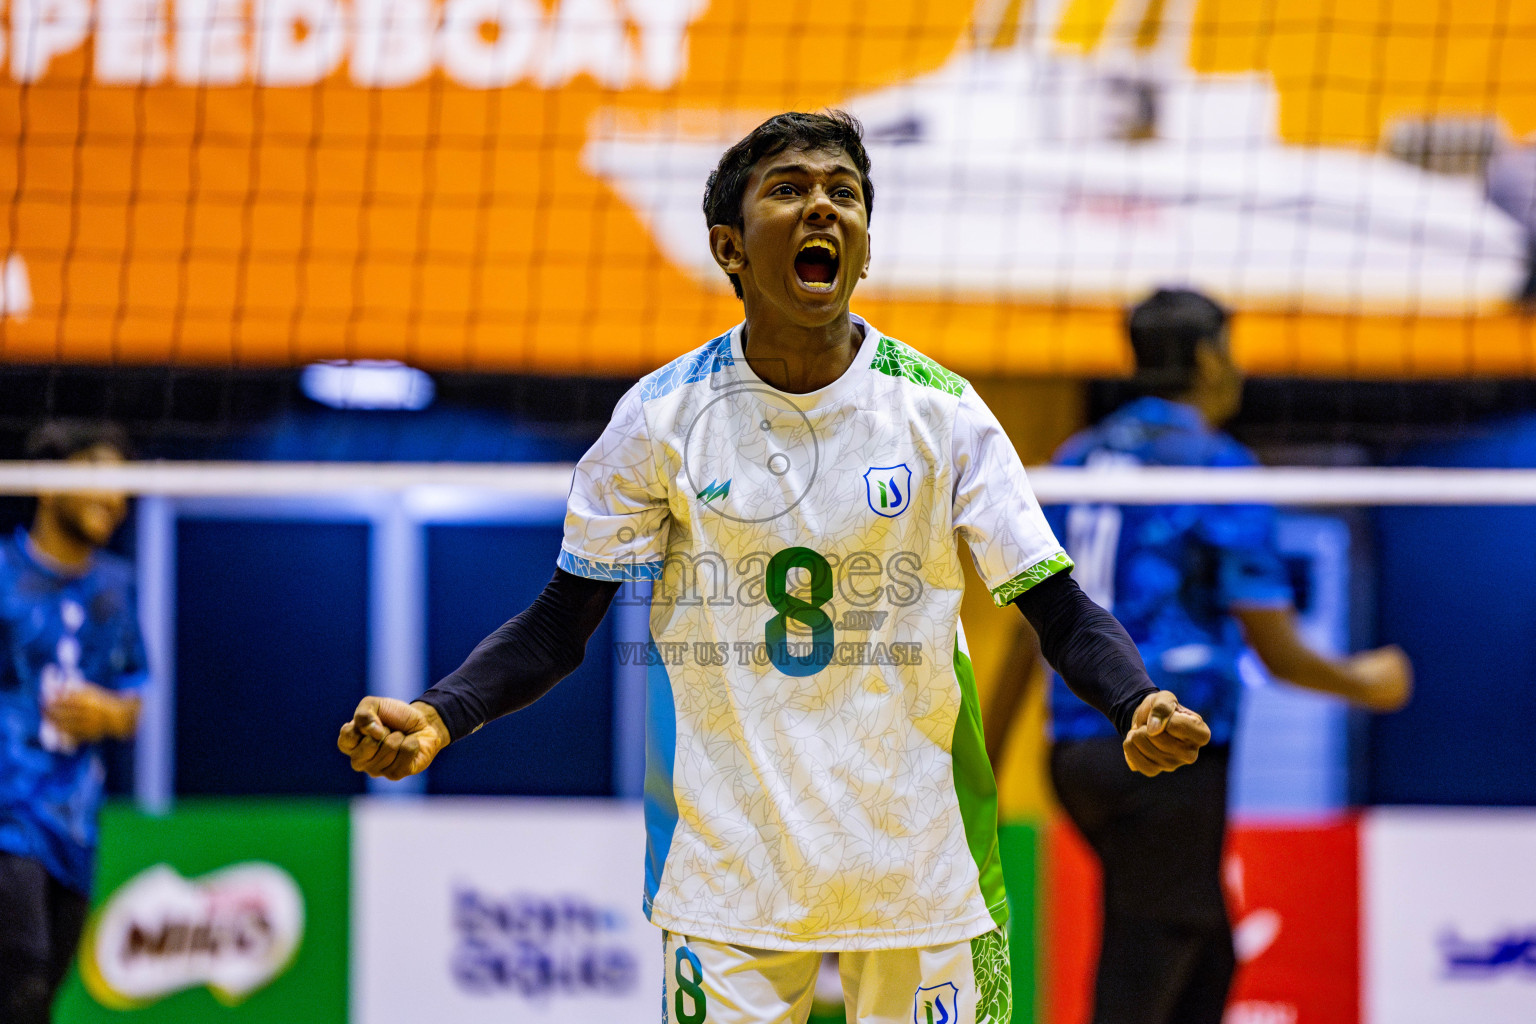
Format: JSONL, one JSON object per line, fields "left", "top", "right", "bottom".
{"left": 1, "top": 0, "right": 1534, "bottom": 376}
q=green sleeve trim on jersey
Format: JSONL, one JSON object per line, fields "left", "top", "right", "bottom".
{"left": 990, "top": 551, "right": 1074, "bottom": 607}
{"left": 951, "top": 638, "right": 1010, "bottom": 930}
{"left": 869, "top": 337, "right": 966, "bottom": 397}
{"left": 970, "top": 928, "right": 1013, "bottom": 1024}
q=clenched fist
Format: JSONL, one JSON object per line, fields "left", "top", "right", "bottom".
{"left": 1122, "top": 690, "right": 1211, "bottom": 777}
{"left": 1344, "top": 645, "right": 1413, "bottom": 713}
{"left": 337, "top": 697, "right": 449, "bottom": 780}
{"left": 46, "top": 683, "right": 140, "bottom": 744}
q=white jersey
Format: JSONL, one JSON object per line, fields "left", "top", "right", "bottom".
{"left": 560, "top": 316, "right": 1071, "bottom": 951}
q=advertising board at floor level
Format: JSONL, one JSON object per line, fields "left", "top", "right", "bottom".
{"left": 351, "top": 798, "right": 659, "bottom": 1024}
{"left": 54, "top": 801, "right": 350, "bottom": 1024}
{"left": 1364, "top": 808, "right": 1536, "bottom": 1024}
{"left": 1048, "top": 816, "right": 1360, "bottom": 1024}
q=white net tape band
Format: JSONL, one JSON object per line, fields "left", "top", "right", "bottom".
{"left": 1, "top": 462, "right": 1534, "bottom": 505}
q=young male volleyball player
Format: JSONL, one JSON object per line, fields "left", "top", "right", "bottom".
{"left": 339, "top": 111, "right": 1210, "bottom": 1024}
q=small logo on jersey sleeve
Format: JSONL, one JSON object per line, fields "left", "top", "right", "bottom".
{"left": 864, "top": 464, "right": 913, "bottom": 518}
{"left": 696, "top": 479, "right": 731, "bottom": 505}
{"left": 914, "top": 982, "right": 959, "bottom": 1024}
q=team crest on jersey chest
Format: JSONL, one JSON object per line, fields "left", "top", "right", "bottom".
{"left": 865, "top": 464, "right": 914, "bottom": 518}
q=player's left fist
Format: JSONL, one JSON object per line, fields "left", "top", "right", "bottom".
{"left": 46, "top": 683, "right": 137, "bottom": 743}
{"left": 1123, "top": 690, "right": 1210, "bottom": 777}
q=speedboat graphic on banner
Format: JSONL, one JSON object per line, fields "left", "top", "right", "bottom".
{"left": 583, "top": 2, "right": 1524, "bottom": 315}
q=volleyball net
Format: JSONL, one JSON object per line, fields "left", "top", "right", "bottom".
{"left": 1, "top": 0, "right": 1533, "bottom": 383}
{"left": 6, "top": 460, "right": 1536, "bottom": 504}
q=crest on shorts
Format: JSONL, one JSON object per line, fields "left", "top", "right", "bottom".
{"left": 914, "top": 981, "right": 960, "bottom": 1024}
{"left": 865, "top": 463, "right": 913, "bottom": 518}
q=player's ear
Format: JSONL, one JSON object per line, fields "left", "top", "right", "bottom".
{"left": 1193, "top": 340, "right": 1231, "bottom": 386}
{"left": 710, "top": 224, "right": 746, "bottom": 276}
{"left": 861, "top": 233, "right": 871, "bottom": 280}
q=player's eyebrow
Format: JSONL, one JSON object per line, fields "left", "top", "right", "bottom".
{"left": 761, "top": 162, "right": 860, "bottom": 183}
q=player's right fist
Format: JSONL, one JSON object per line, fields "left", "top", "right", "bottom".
{"left": 338, "top": 696, "right": 449, "bottom": 780}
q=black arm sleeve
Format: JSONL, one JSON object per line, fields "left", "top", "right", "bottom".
{"left": 417, "top": 568, "right": 621, "bottom": 743}
{"left": 1012, "top": 571, "right": 1157, "bottom": 738}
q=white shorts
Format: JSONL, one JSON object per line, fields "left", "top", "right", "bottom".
{"left": 661, "top": 926, "right": 1011, "bottom": 1024}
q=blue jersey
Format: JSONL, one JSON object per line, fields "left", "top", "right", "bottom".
{"left": 1046, "top": 398, "right": 1292, "bottom": 745}
{"left": 0, "top": 529, "right": 147, "bottom": 893}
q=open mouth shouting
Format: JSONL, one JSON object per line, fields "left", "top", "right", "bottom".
{"left": 794, "top": 237, "right": 839, "bottom": 292}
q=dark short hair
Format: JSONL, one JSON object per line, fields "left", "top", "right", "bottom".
{"left": 702, "top": 110, "right": 874, "bottom": 299}
{"left": 1125, "top": 288, "right": 1230, "bottom": 396}
{"left": 25, "top": 420, "right": 132, "bottom": 461}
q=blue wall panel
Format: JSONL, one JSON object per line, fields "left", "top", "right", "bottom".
{"left": 424, "top": 525, "right": 615, "bottom": 796}
{"left": 1372, "top": 418, "right": 1536, "bottom": 805}
{"left": 176, "top": 519, "right": 371, "bottom": 795}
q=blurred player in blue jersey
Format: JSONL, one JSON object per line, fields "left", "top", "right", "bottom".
{"left": 986, "top": 288, "right": 1412, "bottom": 1024}
{"left": 0, "top": 422, "right": 146, "bottom": 1024}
